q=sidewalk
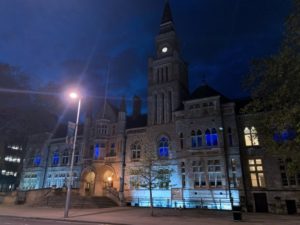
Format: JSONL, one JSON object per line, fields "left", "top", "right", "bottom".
{"left": 0, "top": 205, "right": 299, "bottom": 225}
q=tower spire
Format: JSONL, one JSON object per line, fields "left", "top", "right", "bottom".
{"left": 159, "top": 0, "right": 175, "bottom": 34}
{"left": 161, "top": 0, "right": 173, "bottom": 24}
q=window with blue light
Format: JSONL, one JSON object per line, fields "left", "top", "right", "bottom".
{"left": 94, "top": 144, "right": 100, "bottom": 160}
{"left": 33, "top": 155, "right": 41, "bottom": 166}
{"left": 158, "top": 137, "right": 169, "bottom": 158}
{"left": 196, "top": 130, "right": 202, "bottom": 147}
{"left": 211, "top": 128, "right": 218, "bottom": 146}
{"left": 52, "top": 152, "right": 59, "bottom": 166}
{"left": 205, "top": 129, "right": 211, "bottom": 146}
{"left": 191, "top": 130, "right": 197, "bottom": 148}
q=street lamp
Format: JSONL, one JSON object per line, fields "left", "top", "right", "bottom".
{"left": 64, "top": 91, "right": 81, "bottom": 218}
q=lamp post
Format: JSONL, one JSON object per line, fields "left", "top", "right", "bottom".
{"left": 64, "top": 91, "right": 81, "bottom": 218}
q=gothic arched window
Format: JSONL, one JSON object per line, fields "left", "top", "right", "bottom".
{"left": 94, "top": 144, "right": 100, "bottom": 160}
{"left": 33, "top": 154, "right": 41, "bottom": 166}
{"left": 211, "top": 128, "right": 218, "bottom": 146}
{"left": 205, "top": 129, "right": 211, "bottom": 146}
{"left": 244, "top": 126, "right": 259, "bottom": 146}
{"left": 52, "top": 151, "right": 59, "bottom": 166}
{"left": 191, "top": 130, "right": 197, "bottom": 148}
{"left": 158, "top": 136, "right": 169, "bottom": 158}
{"left": 196, "top": 130, "right": 202, "bottom": 147}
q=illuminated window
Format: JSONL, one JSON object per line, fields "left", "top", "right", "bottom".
{"left": 193, "top": 160, "right": 206, "bottom": 187}
{"left": 249, "top": 159, "right": 265, "bottom": 187}
{"left": 244, "top": 127, "right": 259, "bottom": 146}
{"left": 94, "top": 144, "right": 100, "bottom": 160}
{"left": 52, "top": 151, "right": 59, "bottom": 166}
{"left": 205, "top": 129, "right": 211, "bottom": 146}
{"left": 33, "top": 155, "right": 41, "bottom": 166}
{"left": 208, "top": 160, "right": 222, "bottom": 187}
{"left": 211, "top": 128, "right": 218, "bottom": 146}
{"left": 131, "top": 143, "right": 141, "bottom": 160}
{"left": 205, "top": 129, "right": 218, "bottom": 146}
{"left": 158, "top": 137, "right": 169, "bottom": 158}
{"left": 196, "top": 130, "right": 202, "bottom": 147}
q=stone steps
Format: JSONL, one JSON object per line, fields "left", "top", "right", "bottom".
{"left": 44, "top": 194, "right": 117, "bottom": 208}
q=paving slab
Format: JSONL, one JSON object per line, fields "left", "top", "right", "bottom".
{"left": 0, "top": 205, "right": 299, "bottom": 225}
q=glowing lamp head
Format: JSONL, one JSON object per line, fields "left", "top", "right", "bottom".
{"left": 107, "top": 176, "right": 112, "bottom": 182}
{"left": 69, "top": 92, "right": 78, "bottom": 99}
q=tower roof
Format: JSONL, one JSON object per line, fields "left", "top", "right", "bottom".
{"left": 161, "top": 0, "right": 173, "bottom": 24}
{"left": 159, "top": 0, "right": 175, "bottom": 34}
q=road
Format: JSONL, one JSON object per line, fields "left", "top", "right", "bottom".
{"left": 0, "top": 216, "right": 117, "bottom": 225}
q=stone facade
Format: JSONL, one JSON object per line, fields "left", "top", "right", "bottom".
{"left": 19, "top": 1, "right": 299, "bottom": 214}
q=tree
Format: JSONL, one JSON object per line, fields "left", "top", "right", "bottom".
{"left": 129, "top": 142, "right": 172, "bottom": 216}
{"left": 243, "top": 0, "right": 300, "bottom": 173}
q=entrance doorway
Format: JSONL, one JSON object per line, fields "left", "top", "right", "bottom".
{"left": 253, "top": 193, "right": 268, "bottom": 212}
{"left": 84, "top": 171, "right": 95, "bottom": 196}
{"left": 286, "top": 200, "right": 297, "bottom": 214}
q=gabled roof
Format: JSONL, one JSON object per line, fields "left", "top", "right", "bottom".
{"left": 189, "top": 84, "right": 230, "bottom": 103}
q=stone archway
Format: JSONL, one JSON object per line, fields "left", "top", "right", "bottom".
{"left": 80, "top": 167, "right": 96, "bottom": 196}
{"left": 93, "top": 165, "right": 117, "bottom": 196}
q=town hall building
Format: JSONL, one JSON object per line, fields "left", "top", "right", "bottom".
{"left": 19, "top": 1, "right": 300, "bottom": 214}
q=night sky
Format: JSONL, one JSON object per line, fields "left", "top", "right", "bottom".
{"left": 0, "top": 0, "right": 292, "bottom": 112}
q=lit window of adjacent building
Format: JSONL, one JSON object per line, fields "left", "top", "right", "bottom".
{"left": 244, "top": 127, "right": 259, "bottom": 146}
{"left": 249, "top": 159, "right": 265, "bottom": 187}
{"left": 158, "top": 136, "right": 169, "bottom": 158}
{"left": 193, "top": 160, "right": 206, "bottom": 188}
{"left": 208, "top": 160, "right": 222, "bottom": 187}
{"left": 4, "top": 156, "right": 21, "bottom": 163}
{"left": 131, "top": 143, "right": 141, "bottom": 160}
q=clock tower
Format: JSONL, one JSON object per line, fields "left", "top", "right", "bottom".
{"left": 148, "top": 0, "right": 189, "bottom": 126}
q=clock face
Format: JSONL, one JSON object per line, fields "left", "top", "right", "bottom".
{"left": 162, "top": 46, "right": 168, "bottom": 53}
